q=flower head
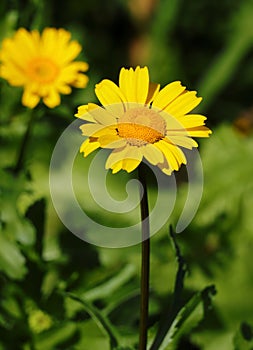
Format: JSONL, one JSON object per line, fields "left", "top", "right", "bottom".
{"left": 0, "top": 28, "right": 89, "bottom": 108}
{"left": 28, "top": 309, "right": 53, "bottom": 334}
{"left": 75, "top": 66, "right": 211, "bottom": 175}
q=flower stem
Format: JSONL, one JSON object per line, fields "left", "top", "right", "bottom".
{"left": 138, "top": 164, "right": 150, "bottom": 350}
{"left": 14, "top": 109, "right": 34, "bottom": 174}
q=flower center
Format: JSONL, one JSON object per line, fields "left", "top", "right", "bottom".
{"left": 27, "top": 57, "right": 59, "bottom": 83}
{"left": 117, "top": 107, "right": 166, "bottom": 146}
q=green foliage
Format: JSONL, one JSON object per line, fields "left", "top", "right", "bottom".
{"left": 157, "top": 286, "right": 216, "bottom": 350}
{"left": 234, "top": 323, "right": 253, "bottom": 350}
{"left": 1, "top": 0, "right": 253, "bottom": 349}
{"left": 0, "top": 169, "right": 35, "bottom": 279}
{"left": 66, "top": 292, "right": 121, "bottom": 348}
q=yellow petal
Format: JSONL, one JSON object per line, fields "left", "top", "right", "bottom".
{"left": 162, "top": 168, "right": 173, "bottom": 175}
{"left": 0, "top": 64, "right": 27, "bottom": 85}
{"left": 185, "top": 126, "right": 212, "bottom": 138}
{"left": 57, "top": 84, "right": 72, "bottom": 94}
{"left": 80, "top": 138, "right": 100, "bottom": 157}
{"left": 1, "top": 28, "right": 38, "bottom": 65}
{"left": 155, "top": 139, "right": 186, "bottom": 171}
{"left": 61, "top": 62, "right": 89, "bottom": 84}
{"left": 146, "top": 82, "right": 160, "bottom": 104}
{"left": 165, "top": 91, "right": 202, "bottom": 117}
{"left": 99, "top": 135, "right": 126, "bottom": 148}
{"left": 95, "top": 79, "right": 127, "bottom": 114}
{"left": 91, "top": 126, "right": 117, "bottom": 138}
{"left": 18, "top": 28, "right": 40, "bottom": 57}
{"left": 152, "top": 81, "right": 186, "bottom": 111}
{"left": 75, "top": 103, "right": 98, "bottom": 122}
{"left": 90, "top": 105, "right": 117, "bottom": 125}
{"left": 43, "top": 87, "right": 61, "bottom": 108}
{"left": 58, "top": 40, "right": 82, "bottom": 65}
{"left": 106, "top": 145, "right": 142, "bottom": 169}
{"left": 122, "top": 158, "right": 141, "bottom": 173}
{"left": 110, "top": 157, "right": 142, "bottom": 174}
{"left": 41, "top": 28, "right": 57, "bottom": 56}
{"left": 49, "top": 28, "right": 81, "bottom": 64}
{"left": 141, "top": 143, "right": 164, "bottom": 165}
{"left": 106, "top": 147, "right": 129, "bottom": 169}
{"left": 166, "top": 135, "right": 198, "bottom": 149}
{"left": 177, "top": 114, "right": 207, "bottom": 128}
{"left": 161, "top": 111, "right": 186, "bottom": 131}
{"left": 158, "top": 162, "right": 173, "bottom": 175}
{"left": 79, "top": 123, "right": 105, "bottom": 136}
{"left": 111, "top": 160, "right": 123, "bottom": 174}
{"left": 71, "top": 72, "right": 89, "bottom": 88}
{"left": 22, "top": 88, "right": 40, "bottom": 108}
{"left": 119, "top": 66, "right": 149, "bottom": 104}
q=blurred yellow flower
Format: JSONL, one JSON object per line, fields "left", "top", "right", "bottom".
{"left": 28, "top": 309, "right": 52, "bottom": 334}
{"left": 76, "top": 66, "right": 211, "bottom": 175}
{"left": 0, "top": 27, "right": 88, "bottom": 108}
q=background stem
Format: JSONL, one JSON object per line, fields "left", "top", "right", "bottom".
{"left": 14, "top": 109, "right": 34, "bottom": 174}
{"left": 138, "top": 164, "right": 150, "bottom": 350}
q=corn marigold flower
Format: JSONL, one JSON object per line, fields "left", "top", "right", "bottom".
{"left": 0, "top": 27, "right": 89, "bottom": 108}
{"left": 75, "top": 66, "right": 211, "bottom": 175}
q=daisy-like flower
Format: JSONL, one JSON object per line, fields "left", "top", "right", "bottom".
{"left": 75, "top": 66, "right": 211, "bottom": 175}
{"left": 0, "top": 28, "right": 88, "bottom": 108}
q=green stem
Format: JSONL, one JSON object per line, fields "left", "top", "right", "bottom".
{"left": 138, "top": 164, "right": 150, "bottom": 350}
{"left": 14, "top": 109, "right": 34, "bottom": 174}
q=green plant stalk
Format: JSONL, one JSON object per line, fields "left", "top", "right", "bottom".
{"left": 14, "top": 109, "right": 34, "bottom": 174}
{"left": 138, "top": 164, "right": 150, "bottom": 350}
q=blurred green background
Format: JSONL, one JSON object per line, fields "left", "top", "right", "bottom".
{"left": 1, "top": 0, "right": 253, "bottom": 349}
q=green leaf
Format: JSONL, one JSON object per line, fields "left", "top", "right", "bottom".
{"left": 0, "top": 11, "right": 18, "bottom": 43}
{"left": 0, "top": 169, "right": 37, "bottom": 279}
{"left": 156, "top": 285, "right": 216, "bottom": 350}
{"left": 0, "top": 233, "right": 27, "bottom": 279}
{"left": 75, "top": 319, "right": 111, "bottom": 350}
{"left": 65, "top": 292, "right": 121, "bottom": 349}
{"left": 34, "top": 322, "right": 77, "bottom": 350}
{"left": 233, "top": 322, "right": 253, "bottom": 350}
{"left": 149, "top": 226, "right": 187, "bottom": 350}
{"left": 0, "top": 170, "right": 35, "bottom": 247}
{"left": 82, "top": 264, "right": 136, "bottom": 302}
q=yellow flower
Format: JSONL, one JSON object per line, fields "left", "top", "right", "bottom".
{"left": 75, "top": 66, "right": 211, "bottom": 175}
{"left": 0, "top": 27, "right": 89, "bottom": 108}
{"left": 28, "top": 309, "right": 53, "bottom": 334}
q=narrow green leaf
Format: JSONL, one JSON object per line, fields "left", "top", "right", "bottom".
{"left": 66, "top": 292, "right": 121, "bottom": 349}
{"left": 149, "top": 226, "right": 187, "bottom": 350}
{"left": 156, "top": 285, "right": 216, "bottom": 350}
{"left": 169, "top": 226, "right": 187, "bottom": 315}
{"left": 82, "top": 264, "right": 136, "bottom": 302}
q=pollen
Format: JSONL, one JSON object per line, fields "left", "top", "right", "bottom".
{"left": 117, "top": 107, "right": 166, "bottom": 146}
